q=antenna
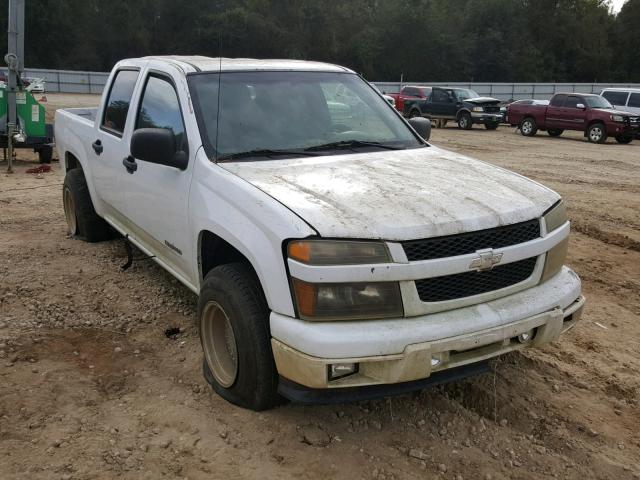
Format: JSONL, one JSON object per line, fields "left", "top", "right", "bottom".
{"left": 214, "top": 35, "right": 222, "bottom": 162}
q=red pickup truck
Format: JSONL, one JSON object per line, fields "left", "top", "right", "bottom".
{"left": 507, "top": 93, "right": 639, "bottom": 144}
{"left": 388, "top": 85, "right": 432, "bottom": 113}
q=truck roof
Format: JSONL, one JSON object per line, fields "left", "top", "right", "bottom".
{"left": 138, "top": 55, "right": 354, "bottom": 73}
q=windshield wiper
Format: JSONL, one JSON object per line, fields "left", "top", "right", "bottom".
{"left": 304, "top": 140, "right": 405, "bottom": 152}
{"left": 217, "top": 148, "right": 320, "bottom": 162}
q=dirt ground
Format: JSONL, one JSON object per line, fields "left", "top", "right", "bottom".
{"left": 1, "top": 94, "right": 639, "bottom": 480}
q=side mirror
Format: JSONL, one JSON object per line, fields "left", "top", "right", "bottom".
{"left": 576, "top": 103, "right": 586, "bottom": 110}
{"left": 408, "top": 117, "right": 431, "bottom": 141}
{"left": 131, "top": 128, "right": 188, "bottom": 170}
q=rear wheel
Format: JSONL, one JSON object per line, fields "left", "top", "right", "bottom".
{"left": 484, "top": 122, "right": 499, "bottom": 130}
{"left": 547, "top": 129, "right": 563, "bottom": 137}
{"left": 199, "top": 263, "right": 279, "bottom": 411}
{"left": 63, "top": 169, "right": 112, "bottom": 242}
{"left": 457, "top": 112, "right": 472, "bottom": 130}
{"left": 520, "top": 117, "right": 538, "bottom": 136}
{"left": 587, "top": 123, "right": 607, "bottom": 144}
{"left": 615, "top": 134, "right": 633, "bottom": 144}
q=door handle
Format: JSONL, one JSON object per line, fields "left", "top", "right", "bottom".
{"left": 92, "top": 139, "right": 103, "bottom": 155}
{"left": 122, "top": 155, "right": 138, "bottom": 174}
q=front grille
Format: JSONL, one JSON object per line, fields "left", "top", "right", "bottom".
{"left": 402, "top": 219, "right": 541, "bottom": 262}
{"left": 484, "top": 105, "right": 501, "bottom": 113}
{"left": 415, "top": 257, "right": 537, "bottom": 302}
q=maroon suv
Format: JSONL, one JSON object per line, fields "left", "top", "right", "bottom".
{"left": 507, "top": 93, "right": 639, "bottom": 144}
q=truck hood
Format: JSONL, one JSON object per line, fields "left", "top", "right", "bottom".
{"left": 465, "top": 97, "right": 501, "bottom": 105}
{"left": 593, "top": 108, "right": 635, "bottom": 116}
{"left": 220, "top": 147, "right": 559, "bottom": 240}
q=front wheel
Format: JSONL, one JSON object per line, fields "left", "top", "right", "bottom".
{"left": 547, "top": 129, "right": 563, "bottom": 137}
{"left": 520, "top": 117, "right": 538, "bottom": 136}
{"left": 199, "top": 263, "right": 279, "bottom": 411}
{"left": 587, "top": 123, "right": 607, "bottom": 144}
{"left": 615, "top": 134, "right": 633, "bottom": 144}
{"left": 457, "top": 112, "right": 472, "bottom": 130}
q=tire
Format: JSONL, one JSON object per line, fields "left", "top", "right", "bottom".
{"left": 62, "top": 168, "right": 112, "bottom": 242}
{"left": 457, "top": 112, "right": 472, "bottom": 130}
{"left": 547, "top": 129, "right": 563, "bottom": 137}
{"left": 199, "top": 263, "right": 279, "bottom": 411}
{"left": 37, "top": 145, "right": 53, "bottom": 164}
{"left": 484, "top": 122, "right": 499, "bottom": 130}
{"left": 409, "top": 109, "right": 421, "bottom": 119}
{"left": 615, "top": 135, "right": 633, "bottom": 144}
{"left": 520, "top": 117, "right": 538, "bottom": 136}
{"left": 587, "top": 123, "right": 607, "bottom": 144}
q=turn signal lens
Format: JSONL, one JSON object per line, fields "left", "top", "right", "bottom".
{"left": 291, "top": 279, "right": 403, "bottom": 321}
{"left": 287, "top": 240, "right": 390, "bottom": 265}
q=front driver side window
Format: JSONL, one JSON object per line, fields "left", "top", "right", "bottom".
{"left": 136, "top": 75, "right": 188, "bottom": 153}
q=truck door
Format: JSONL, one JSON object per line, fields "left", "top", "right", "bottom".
{"left": 430, "top": 88, "right": 454, "bottom": 118}
{"left": 545, "top": 94, "right": 567, "bottom": 129}
{"left": 91, "top": 68, "right": 141, "bottom": 221}
{"left": 118, "top": 71, "right": 195, "bottom": 282}
{"left": 561, "top": 95, "right": 587, "bottom": 130}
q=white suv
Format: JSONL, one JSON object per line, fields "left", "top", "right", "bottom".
{"left": 600, "top": 88, "right": 640, "bottom": 116}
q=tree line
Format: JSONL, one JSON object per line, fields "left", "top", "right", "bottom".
{"left": 1, "top": 0, "right": 639, "bottom": 83}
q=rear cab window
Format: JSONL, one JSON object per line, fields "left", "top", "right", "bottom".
{"left": 550, "top": 94, "right": 567, "bottom": 107}
{"left": 101, "top": 69, "right": 140, "bottom": 137}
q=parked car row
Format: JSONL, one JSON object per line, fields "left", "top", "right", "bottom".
{"left": 382, "top": 84, "right": 639, "bottom": 144}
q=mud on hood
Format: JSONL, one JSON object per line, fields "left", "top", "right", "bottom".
{"left": 220, "top": 147, "right": 560, "bottom": 241}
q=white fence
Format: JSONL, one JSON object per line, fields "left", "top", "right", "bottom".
{"left": 372, "top": 82, "right": 640, "bottom": 101}
{"left": 3, "top": 68, "right": 640, "bottom": 99}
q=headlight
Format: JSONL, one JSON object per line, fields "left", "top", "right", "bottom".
{"left": 288, "top": 240, "right": 390, "bottom": 265}
{"left": 287, "top": 240, "right": 402, "bottom": 320}
{"left": 611, "top": 114, "right": 625, "bottom": 122}
{"left": 472, "top": 106, "right": 483, "bottom": 112}
{"left": 541, "top": 201, "right": 569, "bottom": 282}
{"left": 291, "top": 279, "right": 403, "bottom": 321}
{"left": 543, "top": 201, "right": 567, "bottom": 233}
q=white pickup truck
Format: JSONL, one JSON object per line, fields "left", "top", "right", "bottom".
{"left": 55, "top": 56, "right": 584, "bottom": 411}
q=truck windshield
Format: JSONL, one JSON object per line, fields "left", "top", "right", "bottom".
{"left": 188, "top": 71, "right": 424, "bottom": 161}
{"left": 584, "top": 96, "right": 613, "bottom": 109}
{"left": 455, "top": 89, "right": 480, "bottom": 100}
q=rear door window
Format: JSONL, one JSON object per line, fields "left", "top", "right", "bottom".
{"left": 628, "top": 93, "right": 640, "bottom": 108}
{"left": 432, "top": 88, "right": 449, "bottom": 103}
{"left": 602, "top": 91, "right": 629, "bottom": 106}
{"left": 550, "top": 94, "right": 567, "bottom": 107}
{"left": 102, "top": 69, "right": 139, "bottom": 136}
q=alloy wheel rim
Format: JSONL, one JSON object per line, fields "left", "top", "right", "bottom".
{"left": 522, "top": 121, "right": 532, "bottom": 134}
{"left": 201, "top": 301, "right": 238, "bottom": 388}
{"left": 63, "top": 188, "right": 77, "bottom": 235}
{"left": 590, "top": 127, "right": 602, "bottom": 142}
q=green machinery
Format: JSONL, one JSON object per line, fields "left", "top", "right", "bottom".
{"left": 2, "top": 0, "right": 53, "bottom": 172}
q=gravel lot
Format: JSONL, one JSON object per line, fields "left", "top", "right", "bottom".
{"left": 1, "top": 94, "right": 639, "bottom": 480}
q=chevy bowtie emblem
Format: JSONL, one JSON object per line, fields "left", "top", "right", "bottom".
{"left": 469, "top": 248, "right": 503, "bottom": 271}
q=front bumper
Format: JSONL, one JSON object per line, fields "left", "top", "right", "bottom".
{"left": 470, "top": 112, "right": 503, "bottom": 124}
{"left": 271, "top": 267, "right": 583, "bottom": 391}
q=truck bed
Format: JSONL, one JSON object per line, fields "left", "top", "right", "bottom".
{"left": 61, "top": 107, "right": 98, "bottom": 124}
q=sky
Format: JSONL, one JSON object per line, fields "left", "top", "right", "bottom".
{"left": 609, "top": 0, "right": 627, "bottom": 13}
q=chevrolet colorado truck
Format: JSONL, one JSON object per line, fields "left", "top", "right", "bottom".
{"left": 508, "top": 92, "right": 639, "bottom": 144}
{"left": 55, "top": 56, "right": 584, "bottom": 411}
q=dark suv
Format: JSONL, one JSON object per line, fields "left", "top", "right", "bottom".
{"left": 403, "top": 87, "right": 502, "bottom": 130}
